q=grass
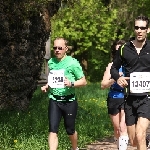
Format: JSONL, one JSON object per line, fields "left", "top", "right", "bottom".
{"left": 0, "top": 83, "right": 113, "bottom": 150}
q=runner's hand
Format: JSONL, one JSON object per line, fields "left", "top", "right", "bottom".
{"left": 64, "top": 77, "right": 71, "bottom": 87}
{"left": 41, "top": 85, "right": 48, "bottom": 92}
{"left": 117, "top": 76, "right": 130, "bottom": 87}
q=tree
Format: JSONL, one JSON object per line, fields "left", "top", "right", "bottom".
{"left": 0, "top": 0, "right": 61, "bottom": 110}
{"left": 106, "top": 0, "right": 150, "bottom": 39}
{"left": 51, "top": 0, "right": 117, "bottom": 81}
{"left": 51, "top": 0, "right": 150, "bottom": 82}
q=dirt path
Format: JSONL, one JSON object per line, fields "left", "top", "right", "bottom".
{"left": 84, "top": 125, "right": 150, "bottom": 150}
{"left": 86, "top": 137, "right": 136, "bottom": 150}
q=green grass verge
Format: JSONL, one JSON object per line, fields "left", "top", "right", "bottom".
{"left": 0, "top": 83, "right": 113, "bottom": 150}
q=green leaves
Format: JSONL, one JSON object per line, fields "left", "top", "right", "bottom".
{"left": 51, "top": 0, "right": 150, "bottom": 81}
{"left": 51, "top": 0, "right": 117, "bottom": 81}
{"left": 51, "top": 0, "right": 116, "bottom": 53}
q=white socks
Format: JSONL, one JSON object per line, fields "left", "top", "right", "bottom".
{"left": 114, "top": 136, "right": 129, "bottom": 150}
{"left": 119, "top": 135, "right": 129, "bottom": 150}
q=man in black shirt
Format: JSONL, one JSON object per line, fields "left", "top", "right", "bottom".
{"left": 110, "top": 16, "right": 150, "bottom": 150}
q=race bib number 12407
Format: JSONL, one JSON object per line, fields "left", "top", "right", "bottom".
{"left": 130, "top": 72, "right": 150, "bottom": 93}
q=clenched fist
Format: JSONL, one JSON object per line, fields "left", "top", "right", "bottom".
{"left": 41, "top": 84, "right": 49, "bottom": 92}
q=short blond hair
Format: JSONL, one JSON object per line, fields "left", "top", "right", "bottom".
{"left": 54, "top": 37, "right": 68, "bottom": 46}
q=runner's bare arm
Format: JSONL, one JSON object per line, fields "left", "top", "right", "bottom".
{"left": 65, "top": 76, "right": 87, "bottom": 87}
{"left": 101, "top": 63, "right": 115, "bottom": 89}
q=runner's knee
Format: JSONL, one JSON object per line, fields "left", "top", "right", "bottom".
{"left": 136, "top": 130, "right": 146, "bottom": 143}
{"left": 66, "top": 127, "right": 75, "bottom": 135}
{"left": 49, "top": 123, "right": 59, "bottom": 133}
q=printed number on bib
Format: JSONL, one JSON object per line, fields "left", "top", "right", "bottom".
{"left": 48, "top": 70, "right": 65, "bottom": 88}
{"left": 130, "top": 72, "right": 150, "bottom": 93}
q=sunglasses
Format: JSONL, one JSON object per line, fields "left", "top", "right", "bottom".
{"left": 53, "top": 46, "right": 63, "bottom": 50}
{"left": 134, "top": 26, "right": 148, "bottom": 30}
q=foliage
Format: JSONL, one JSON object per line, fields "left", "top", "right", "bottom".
{"left": 0, "top": 84, "right": 112, "bottom": 150}
{"left": 51, "top": 0, "right": 150, "bottom": 82}
{"left": 51, "top": 0, "right": 118, "bottom": 82}
{"left": 107, "top": 0, "right": 150, "bottom": 39}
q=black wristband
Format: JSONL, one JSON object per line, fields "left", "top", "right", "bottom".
{"left": 71, "top": 82, "right": 74, "bottom": 87}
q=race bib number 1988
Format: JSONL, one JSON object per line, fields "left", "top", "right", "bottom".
{"left": 48, "top": 70, "right": 65, "bottom": 88}
{"left": 130, "top": 72, "right": 150, "bottom": 93}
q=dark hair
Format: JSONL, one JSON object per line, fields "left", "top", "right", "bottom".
{"left": 135, "top": 15, "right": 149, "bottom": 27}
{"left": 111, "top": 39, "right": 126, "bottom": 59}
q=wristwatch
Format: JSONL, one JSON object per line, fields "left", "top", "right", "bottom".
{"left": 71, "top": 82, "right": 74, "bottom": 87}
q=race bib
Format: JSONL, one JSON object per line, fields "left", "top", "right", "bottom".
{"left": 48, "top": 70, "right": 65, "bottom": 88}
{"left": 130, "top": 72, "right": 150, "bottom": 93}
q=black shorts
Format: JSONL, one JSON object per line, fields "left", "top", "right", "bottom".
{"left": 107, "top": 97, "right": 125, "bottom": 115}
{"left": 48, "top": 99, "right": 78, "bottom": 135}
{"left": 125, "top": 95, "right": 150, "bottom": 126}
